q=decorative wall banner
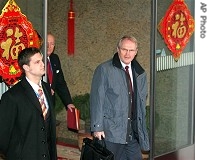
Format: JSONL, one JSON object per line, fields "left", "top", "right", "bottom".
{"left": 68, "top": 0, "right": 75, "bottom": 55}
{"left": 158, "top": 0, "right": 194, "bottom": 61}
{"left": 0, "top": 0, "right": 41, "bottom": 86}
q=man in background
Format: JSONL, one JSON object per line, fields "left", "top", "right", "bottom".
{"left": 47, "top": 33, "right": 75, "bottom": 111}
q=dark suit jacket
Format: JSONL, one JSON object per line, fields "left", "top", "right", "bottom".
{"left": 48, "top": 53, "right": 73, "bottom": 109}
{"left": 0, "top": 77, "right": 57, "bottom": 160}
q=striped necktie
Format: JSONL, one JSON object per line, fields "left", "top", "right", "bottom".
{"left": 38, "top": 86, "right": 47, "bottom": 120}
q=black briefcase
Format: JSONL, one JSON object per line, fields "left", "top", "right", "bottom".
{"left": 80, "top": 137, "right": 114, "bottom": 160}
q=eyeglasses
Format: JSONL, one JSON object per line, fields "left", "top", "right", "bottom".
{"left": 47, "top": 43, "right": 55, "bottom": 48}
{"left": 120, "top": 48, "right": 137, "bottom": 53}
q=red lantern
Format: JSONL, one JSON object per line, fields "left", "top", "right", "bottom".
{"left": 68, "top": 0, "right": 75, "bottom": 55}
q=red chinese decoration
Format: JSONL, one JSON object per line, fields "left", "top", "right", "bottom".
{"left": 158, "top": 0, "right": 194, "bottom": 61}
{"left": 0, "top": 0, "right": 41, "bottom": 87}
{"left": 68, "top": 0, "right": 75, "bottom": 55}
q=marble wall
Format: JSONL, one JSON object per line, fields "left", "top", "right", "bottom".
{"left": 47, "top": 0, "right": 151, "bottom": 98}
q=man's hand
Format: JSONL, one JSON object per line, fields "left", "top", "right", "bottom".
{"left": 67, "top": 104, "right": 75, "bottom": 112}
{"left": 51, "top": 89, "right": 55, "bottom": 95}
{"left": 93, "top": 131, "right": 105, "bottom": 140}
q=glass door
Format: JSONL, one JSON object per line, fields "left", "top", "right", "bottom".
{"left": 150, "top": 0, "right": 195, "bottom": 159}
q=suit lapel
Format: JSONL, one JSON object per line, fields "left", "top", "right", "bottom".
{"left": 20, "top": 77, "right": 43, "bottom": 113}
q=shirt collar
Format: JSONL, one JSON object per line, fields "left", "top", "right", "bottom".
{"left": 120, "top": 60, "right": 131, "bottom": 70}
{"left": 26, "top": 77, "right": 42, "bottom": 92}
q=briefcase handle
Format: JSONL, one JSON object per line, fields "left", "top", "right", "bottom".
{"left": 93, "top": 136, "right": 107, "bottom": 149}
{"left": 81, "top": 137, "right": 114, "bottom": 160}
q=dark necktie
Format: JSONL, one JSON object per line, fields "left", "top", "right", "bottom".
{"left": 47, "top": 59, "right": 53, "bottom": 85}
{"left": 125, "top": 66, "right": 133, "bottom": 91}
{"left": 125, "top": 66, "right": 134, "bottom": 141}
{"left": 125, "top": 66, "right": 134, "bottom": 114}
{"left": 38, "top": 86, "right": 47, "bottom": 120}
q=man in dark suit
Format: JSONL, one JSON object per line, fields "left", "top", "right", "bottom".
{"left": 0, "top": 47, "right": 57, "bottom": 160}
{"left": 47, "top": 33, "right": 75, "bottom": 111}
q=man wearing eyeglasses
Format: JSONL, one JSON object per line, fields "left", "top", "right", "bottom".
{"left": 90, "top": 35, "right": 150, "bottom": 160}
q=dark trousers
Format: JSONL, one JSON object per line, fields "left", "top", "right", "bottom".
{"left": 105, "top": 138, "right": 142, "bottom": 160}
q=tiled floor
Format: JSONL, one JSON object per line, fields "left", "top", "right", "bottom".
{"left": 56, "top": 108, "right": 83, "bottom": 159}
{"left": 57, "top": 142, "right": 81, "bottom": 160}
{"left": 56, "top": 108, "right": 80, "bottom": 146}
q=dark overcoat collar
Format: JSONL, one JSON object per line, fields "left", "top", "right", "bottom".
{"left": 112, "top": 52, "right": 145, "bottom": 75}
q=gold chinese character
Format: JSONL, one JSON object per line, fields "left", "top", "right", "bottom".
{"left": 1, "top": 27, "right": 25, "bottom": 60}
{"left": 171, "top": 13, "right": 187, "bottom": 39}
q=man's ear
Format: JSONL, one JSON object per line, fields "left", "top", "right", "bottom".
{"left": 135, "top": 49, "right": 138, "bottom": 56}
{"left": 23, "top": 64, "right": 29, "bottom": 72}
{"left": 117, "top": 47, "right": 120, "bottom": 53}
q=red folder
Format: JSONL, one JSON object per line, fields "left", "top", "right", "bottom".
{"left": 67, "top": 108, "right": 80, "bottom": 130}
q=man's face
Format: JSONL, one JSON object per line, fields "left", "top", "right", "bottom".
{"left": 24, "top": 52, "right": 45, "bottom": 78}
{"left": 117, "top": 39, "right": 138, "bottom": 65}
{"left": 47, "top": 34, "right": 55, "bottom": 56}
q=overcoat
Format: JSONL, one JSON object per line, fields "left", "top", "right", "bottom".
{"left": 0, "top": 77, "right": 57, "bottom": 160}
{"left": 90, "top": 53, "right": 150, "bottom": 151}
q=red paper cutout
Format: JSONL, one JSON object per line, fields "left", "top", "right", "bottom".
{"left": 0, "top": 0, "right": 41, "bottom": 86}
{"left": 158, "top": 0, "right": 194, "bottom": 61}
